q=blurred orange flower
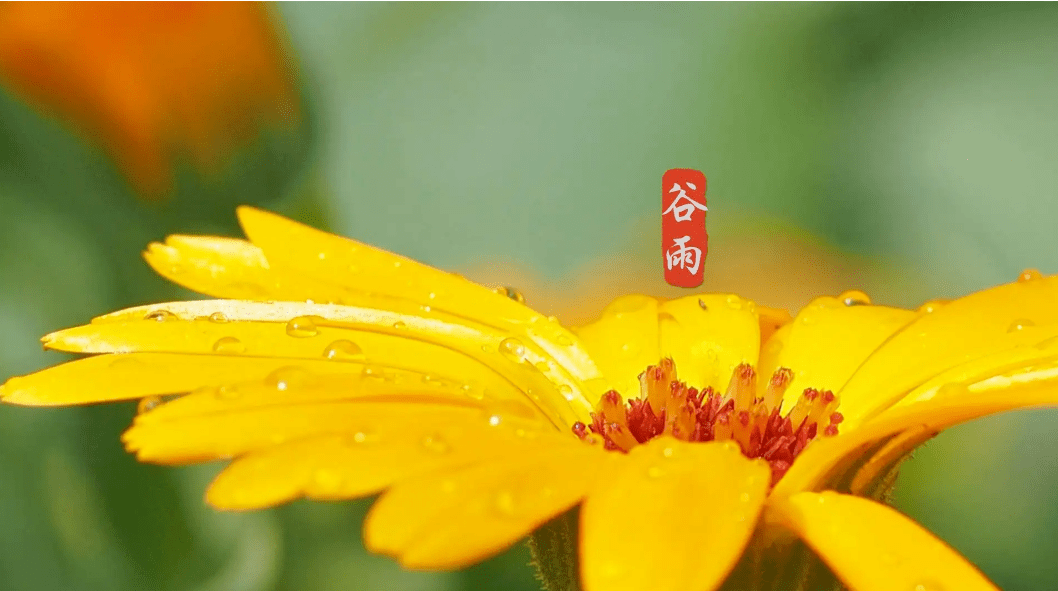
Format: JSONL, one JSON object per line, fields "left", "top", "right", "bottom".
{"left": 0, "top": 2, "right": 300, "bottom": 196}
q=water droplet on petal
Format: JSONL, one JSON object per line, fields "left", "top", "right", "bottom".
{"left": 208, "top": 312, "right": 229, "bottom": 323}
{"left": 494, "top": 286, "right": 526, "bottom": 304}
{"left": 739, "top": 492, "right": 751, "bottom": 503}
{"left": 286, "top": 316, "right": 320, "bottom": 337}
{"left": 487, "top": 414, "right": 503, "bottom": 426}
{"left": 1007, "top": 318, "right": 1035, "bottom": 332}
{"left": 145, "top": 310, "right": 176, "bottom": 322}
{"left": 499, "top": 337, "right": 527, "bottom": 363}
{"left": 661, "top": 446, "right": 674, "bottom": 458}
{"left": 559, "top": 384, "right": 575, "bottom": 401}
{"left": 137, "top": 396, "right": 162, "bottom": 414}
{"left": 266, "top": 367, "right": 312, "bottom": 391}
{"left": 534, "top": 361, "right": 550, "bottom": 373}
{"left": 916, "top": 299, "right": 947, "bottom": 314}
{"left": 839, "top": 290, "right": 871, "bottom": 306}
{"left": 1018, "top": 269, "right": 1043, "bottom": 283}
{"left": 646, "top": 465, "right": 665, "bottom": 478}
{"left": 323, "top": 339, "right": 364, "bottom": 360}
{"left": 347, "top": 431, "right": 372, "bottom": 445}
{"left": 421, "top": 434, "right": 450, "bottom": 454}
{"left": 912, "top": 581, "right": 943, "bottom": 591}
{"left": 212, "top": 336, "right": 246, "bottom": 354}
{"left": 481, "top": 343, "right": 496, "bottom": 354}
{"left": 726, "top": 295, "right": 742, "bottom": 309}
{"left": 556, "top": 333, "right": 573, "bottom": 346}
{"left": 214, "top": 385, "right": 241, "bottom": 400}
{"left": 392, "top": 320, "right": 407, "bottom": 330}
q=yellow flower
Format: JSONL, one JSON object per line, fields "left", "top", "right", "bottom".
{"left": 4, "top": 207, "right": 1056, "bottom": 591}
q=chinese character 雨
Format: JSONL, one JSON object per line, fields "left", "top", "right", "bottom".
{"left": 663, "top": 182, "right": 707, "bottom": 222}
{"left": 666, "top": 235, "right": 702, "bottom": 275}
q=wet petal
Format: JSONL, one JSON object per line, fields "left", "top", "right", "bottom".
{"left": 838, "top": 273, "right": 1058, "bottom": 426}
{"left": 771, "top": 492, "right": 999, "bottom": 591}
{"left": 757, "top": 298, "right": 916, "bottom": 409}
{"left": 574, "top": 295, "right": 660, "bottom": 398}
{"left": 659, "top": 295, "right": 760, "bottom": 393}
{"left": 581, "top": 437, "right": 769, "bottom": 591}
{"left": 774, "top": 357, "right": 1058, "bottom": 498}
{"left": 16, "top": 299, "right": 593, "bottom": 427}
{"left": 207, "top": 416, "right": 560, "bottom": 510}
{"left": 364, "top": 438, "right": 603, "bottom": 569}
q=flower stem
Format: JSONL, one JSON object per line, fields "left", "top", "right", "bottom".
{"left": 527, "top": 508, "right": 582, "bottom": 591}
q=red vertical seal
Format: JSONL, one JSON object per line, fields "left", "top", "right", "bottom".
{"left": 662, "top": 169, "right": 708, "bottom": 288}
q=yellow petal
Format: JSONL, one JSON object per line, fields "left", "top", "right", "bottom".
{"left": 756, "top": 304, "right": 792, "bottom": 346}
{"left": 143, "top": 235, "right": 339, "bottom": 301}
{"left": 659, "top": 295, "right": 760, "bottom": 393}
{"left": 838, "top": 273, "right": 1058, "bottom": 427}
{"left": 23, "top": 299, "right": 595, "bottom": 427}
{"left": 580, "top": 437, "right": 770, "bottom": 591}
{"left": 757, "top": 297, "right": 916, "bottom": 409}
{"left": 573, "top": 295, "right": 660, "bottom": 398}
{"left": 771, "top": 492, "right": 999, "bottom": 591}
{"left": 206, "top": 414, "right": 558, "bottom": 509}
{"left": 774, "top": 357, "right": 1058, "bottom": 498}
{"left": 364, "top": 437, "right": 603, "bottom": 569}
{"left": 125, "top": 385, "right": 540, "bottom": 463}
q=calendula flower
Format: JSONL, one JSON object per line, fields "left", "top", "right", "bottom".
{"left": 4, "top": 207, "right": 1056, "bottom": 591}
{"left": 0, "top": 3, "right": 299, "bottom": 196}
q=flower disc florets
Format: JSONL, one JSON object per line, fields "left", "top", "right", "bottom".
{"left": 572, "top": 358, "right": 843, "bottom": 484}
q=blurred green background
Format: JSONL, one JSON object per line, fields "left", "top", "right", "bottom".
{"left": 1, "top": 3, "right": 1056, "bottom": 590}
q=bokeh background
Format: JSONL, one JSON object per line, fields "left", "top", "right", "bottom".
{"left": 0, "top": 3, "right": 1056, "bottom": 590}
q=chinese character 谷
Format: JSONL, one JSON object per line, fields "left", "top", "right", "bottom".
{"left": 665, "top": 235, "right": 702, "bottom": 275}
{"left": 663, "top": 182, "right": 707, "bottom": 222}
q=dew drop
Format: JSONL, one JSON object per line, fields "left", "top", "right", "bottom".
{"left": 208, "top": 312, "right": 229, "bottom": 323}
{"left": 1007, "top": 318, "right": 1035, "bottom": 332}
{"left": 739, "top": 492, "right": 751, "bottom": 503}
{"left": 323, "top": 339, "right": 364, "bottom": 360}
{"left": 214, "top": 385, "right": 241, "bottom": 400}
{"left": 487, "top": 414, "right": 503, "bottom": 427}
{"left": 137, "top": 396, "right": 162, "bottom": 414}
{"left": 348, "top": 431, "right": 372, "bottom": 444}
{"left": 285, "top": 316, "right": 320, "bottom": 338}
{"left": 556, "top": 333, "right": 573, "bottom": 346}
{"left": 646, "top": 465, "right": 665, "bottom": 478}
{"left": 840, "top": 290, "right": 871, "bottom": 306}
{"left": 916, "top": 299, "right": 947, "bottom": 314}
{"left": 726, "top": 295, "right": 742, "bottom": 309}
{"left": 481, "top": 343, "right": 496, "bottom": 354}
{"left": 499, "top": 337, "right": 527, "bottom": 363}
{"left": 145, "top": 310, "right": 176, "bottom": 322}
{"left": 212, "top": 336, "right": 246, "bottom": 354}
{"left": 1018, "top": 269, "right": 1043, "bottom": 283}
{"left": 494, "top": 286, "right": 526, "bottom": 304}
{"left": 392, "top": 320, "right": 407, "bottom": 330}
{"left": 559, "top": 384, "right": 575, "bottom": 401}
{"left": 421, "top": 434, "right": 450, "bottom": 454}
{"left": 494, "top": 491, "right": 516, "bottom": 515}
{"left": 661, "top": 446, "right": 674, "bottom": 458}
{"left": 912, "top": 581, "right": 942, "bottom": 591}
{"left": 620, "top": 342, "right": 640, "bottom": 356}
{"left": 462, "top": 384, "right": 485, "bottom": 400}
{"left": 266, "top": 367, "right": 311, "bottom": 391}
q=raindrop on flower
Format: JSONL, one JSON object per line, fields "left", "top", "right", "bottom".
{"left": 487, "top": 414, "right": 503, "bottom": 426}
{"left": 1018, "top": 269, "right": 1042, "bottom": 283}
{"left": 494, "top": 286, "right": 526, "bottom": 304}
{"left": 556, "top": 333, "right": 573, "bottom": 346}
{"left": 323, "top": 339, "right": 363, "bottom": 360}
{"left": 214, "top": 385, "right": 241, "bottom": 400}
{"left": 266, "top": 366, "right": 311, "bottom": 391}
{"left": 285, "top": 316, "right": 320, "bottom": 338}
{"left": 145, "top": 310, "right": 176, "bottom": 322}
{"left": 392, "top": 320, "right": 407, "bottom": 330}
{"left": 725, "top": 295, "right": 742, "bottom": 309}
{"left": 420, "top": 434, "right": 450, "bottom": 454}
{"left": 661, "top": 446, "right": 674, "bottom": 458}
{"left": 559, "top": 384, "right": 575, "bottom": 401}
{"left": 208, "top": 312, "right": 229, "bottom": 323}
{"left": 916, "top": 299, "right": 946, "bottom": 314}
{"left": 137, "top": 396, "right": 162, "bottom": 414}
{"left": 499, "top": 337, "right": 527, "bottom": 363}
{"left": 840, "top": 290, "right": 871, "bottom": 306}
{"left": 1007, "top": 318, "right": 1035, "bottom": 332}
{"left": 212, "top": 336, "right": 246, "bottom": 354}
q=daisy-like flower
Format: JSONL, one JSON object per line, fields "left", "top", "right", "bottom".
{"left": 4, "top": 207, "right": 1056, "bottom": 591}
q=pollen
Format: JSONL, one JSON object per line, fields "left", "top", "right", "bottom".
{"left": 571, "top": 359, "right": 843, "bottom": 485}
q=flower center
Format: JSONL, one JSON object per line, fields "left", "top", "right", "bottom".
{"left": 571, "top": 358, "right": 842, "bottom": 484}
